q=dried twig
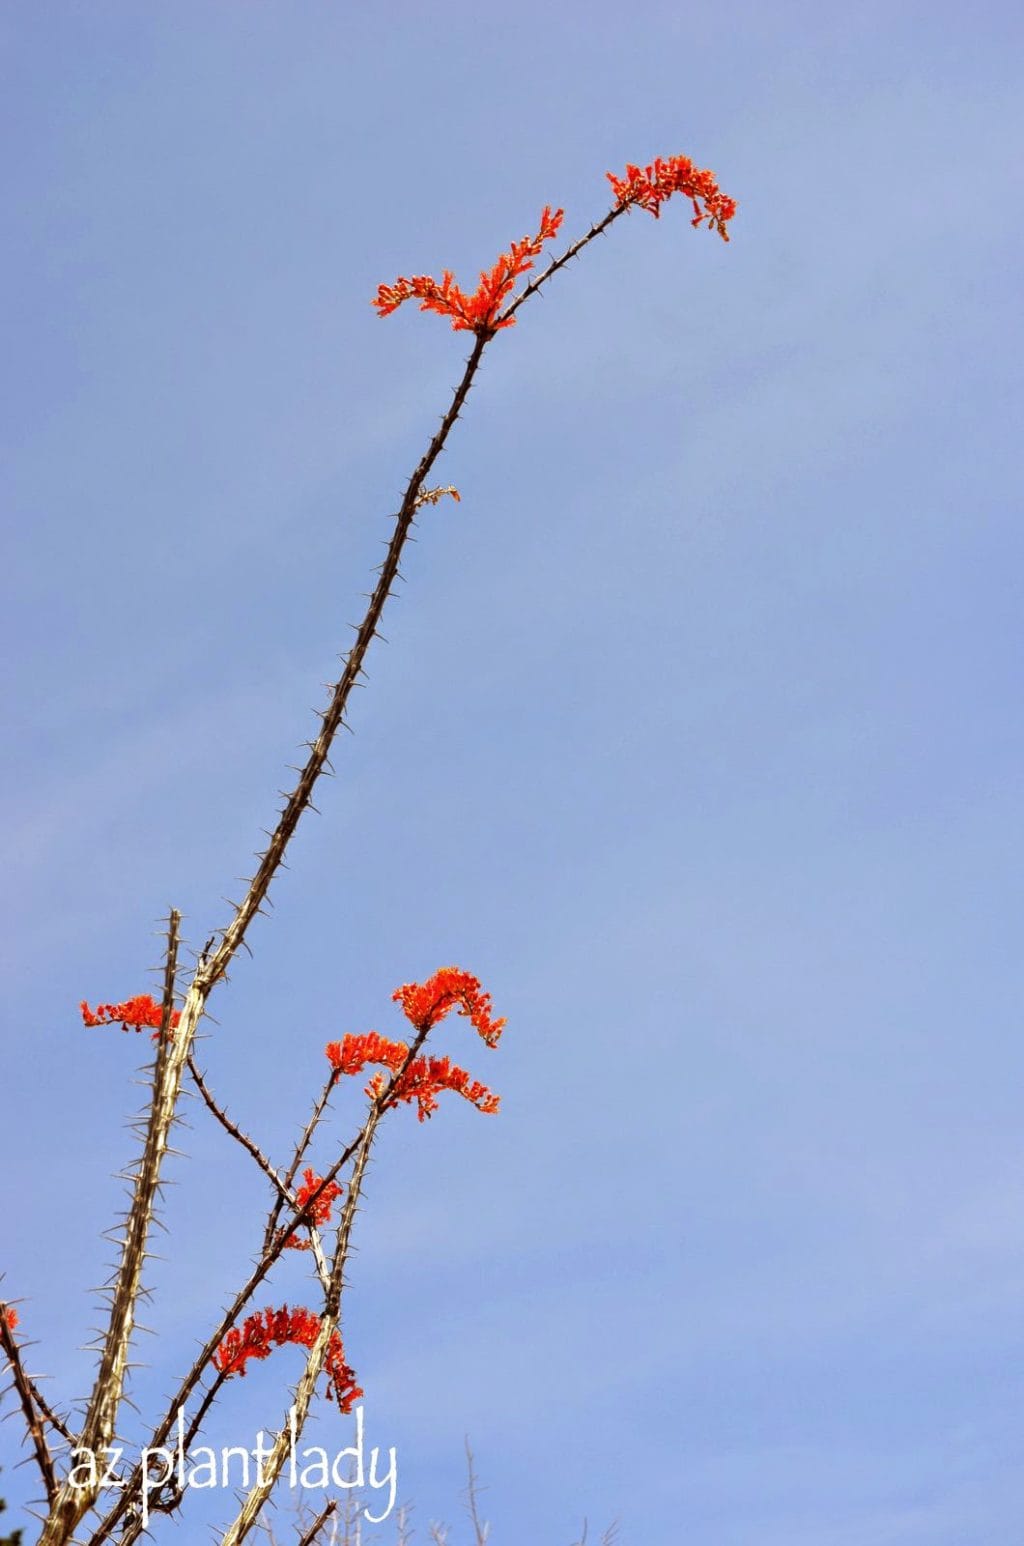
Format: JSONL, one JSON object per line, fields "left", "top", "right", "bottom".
{"left": 463, "top": 1439, "right": 490, "bottom": 1546}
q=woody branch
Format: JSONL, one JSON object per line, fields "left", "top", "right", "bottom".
{"left": 0, "top": 1303, "right": 58, "bottom": 1506}
{"left": 20, "top": 152, "right": 735, "bottom": 1544}
{"left": 38, "top": 333, "right": 489, "bottom": 1546}
{"left": 36, "top": 911, "right": 182, "bottom": 1544}
{"left": 90, "top": 1015, "right": 440, "bottom": 1542}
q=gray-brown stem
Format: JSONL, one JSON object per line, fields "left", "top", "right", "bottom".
{"left": 38, "top": 910, "right": 182, "bottom": 1546}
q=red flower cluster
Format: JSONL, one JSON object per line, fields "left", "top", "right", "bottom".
{"left": 80, "top": 994, "right": 182, "bottom": 1038}
{"left": 283, "top": 1169, "right": 343, "bottom": 1251}
{"left": 371, "top": 1054, "right": 500, "bottom": 1123}
{"left": 2, "top": 1306, "right": 17, "bottom": 1332}
{"left": 392, "top": 966, "right": 506, "bottom": 1046}
{"left": 325, "top": 1030, "right": 407, "bottom": 1078}
{"left": 606, "top": 154, "right": 737, "bottom": 238}
{"left": 373, "top": 206, "right": 564, "bottom": 335}
{"left": 326, "top": 1033, "right": 500, "bottom": 1123}
{"left": 212, "top": 1305, "right": 361, "bottom": 1411}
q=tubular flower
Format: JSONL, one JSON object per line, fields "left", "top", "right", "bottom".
{"left": 212, "top": 1305, "right": 362, "bottom": 1411}
{"left": 2, "top": 1306, "right": 18, "bottom": 1332}
{"left": 325, "top": 1034, "right": 500, "bottom": 1122}
{"left": 606, "top": 154, "right": 737, "bottom": 238}
{"left": 80, "top": 994, "right": 181, "bottom": 1039}
{"left": 392, "top": 966, "right": 506, "bottom": 1046}
{"left": 325, "top": 1031, "right": 408, "bottom": 1077}
{"left": 373, "top": 205, "right": 563, "bottom": 335}
{"left": 282, "top": 1169, "right": 343, "bottom": 1251}
{"left": 371, "top": 1054, "right": 500, "bottom": 1123}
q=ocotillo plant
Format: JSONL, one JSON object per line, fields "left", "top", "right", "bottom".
{"left": 1, "top": 152, "right": 736, "bottom": 1545}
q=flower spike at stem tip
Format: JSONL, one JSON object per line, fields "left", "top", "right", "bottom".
{"left": 372, "top": 151, "right": 736, "bottom": 339}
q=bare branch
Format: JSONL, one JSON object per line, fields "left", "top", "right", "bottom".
{"left": 265, "top": 1069, "right": 341, "bottom": 1254}
{"left": 187, "top": 1052, "right": 289, "bottom": 1203}
{"left": 218, "top": 1119, "right": 381, "bottom": 1546}
{"left": 298, "top": 1499, "right": 339, "bottom": 1546}
{"left": 502, "top": 206, "right": 626, "bottom": 323}
{"left": 202, "top": 332, "right": 488, "bottom": 993}
{"left": 0, "top": 1325, "right": 73, "bottom": 1449}
{"left": 186, "top": 1054, "right": 334, "bottom": 1296}
{"left": 204, "top": 1009, "right": 438, "bottom": 1544}
{"left": 463, "top": 1439, "right": 490, "bottom": 1546}
{"left": 0, "top": 1304, "right": 57, "bottom": 1504}
{"left": 89, "top": 1011, "right": 432, "bottom": 1545}
{"left": 337, "top": 1487, "right": 362, "bottom": 1546}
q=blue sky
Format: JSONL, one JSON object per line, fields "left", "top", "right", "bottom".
{"left": 2, "top": 2, "right": 1023, "bottom": 1541}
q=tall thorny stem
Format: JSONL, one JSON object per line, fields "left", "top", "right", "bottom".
{"left": 32, "top": 915, "right": 182, "bottom": 1544}
{"left": 35, "top": 327, "right": 489, "bottom": 1545}
{"left": 2, "top": 152, "right": 735, "bottom": 1543}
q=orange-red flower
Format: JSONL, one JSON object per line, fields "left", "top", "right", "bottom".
{"left": 326, "top": 1032, "right": 500, "bottom": 1123}
{"left": 371, "top": 1054, "right": 500, "bottom": 1123}
{"left": 606, "top": 154, "right": 737, "bottom": 238}
{"left": 81, "top": 994, "right": 181, "bottom": 1039}
{"left": 324, "top": 971, "right": 504, "bottom": 1120}
{"left": 282, "top": 1169, "right": 343, "bottom": 1251}
{"left": 392, "top": 966, "right": 505, "bottom": 1046}
{"left": 212, "top": 1305, "right": 361, "bottom": 1411}
{"left": 2, "top": 1306, "right": 17, "bottom": 1332}
{"left": 325, "top": 1031, "right": 408, "bottom": 1077}
{"left": 373, "top": 206, "right": 563, "bottom": 335}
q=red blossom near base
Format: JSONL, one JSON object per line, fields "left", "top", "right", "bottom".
{"left": 282, "top": 1169, "right": 343, "bottom": 1251}
{"left": 606, "top": 154, "right": 737, "bottom": 238}
{"left": 373, "top": 205, "right": 564, "bottom": 335}
{"left": 392, "top": 965, "right": 506, "bottom": 1045}
{"left": 80, "top": 994, "right": 182, "bottom": 1038}
{"left": 212, "top": 1305, "right": 361, "bottom": 1412}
